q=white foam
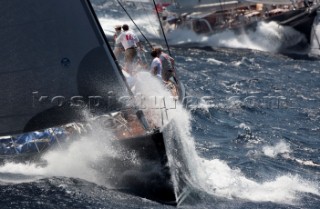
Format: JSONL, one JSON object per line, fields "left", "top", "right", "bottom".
{"left": 0, "top": 123, "right": 117, "bottom": 184}
{"left": 237, "top": 123, "right": 251, "bottom": 130}
{"left": 262, "top": 140, "right": 291, "bottom": 158}
{"left": 167, "top": 21, "right": 307, "bottom": 53}
{"left": 206, "top": 58, "right": 226, "bottom": 65}
{"left": 262, "top": 141, "right": 320, "bottom": 168}
{"left": 195, "top": 159, "right": 318, "bottom": 204}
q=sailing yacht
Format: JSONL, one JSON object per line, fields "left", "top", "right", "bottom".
{"left": 159, "top": 0, "right": 320, "bottom": 51}
{"left": 0, "top": 0, "right": 185, "bottom": 205}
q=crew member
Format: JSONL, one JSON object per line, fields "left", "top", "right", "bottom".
{"left": 113, "top": 25, "right": 124, "bottom": 60}
{"left": 154, "top": 47, "right": 175, "bottom": 82}
{"left": 115, "top": 24, "right": 142, "bottom": 74}
{"left": 150, "top": 50, "right": 162, "bottom": 78}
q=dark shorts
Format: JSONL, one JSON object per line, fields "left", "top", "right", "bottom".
{"left": 162, "top": 69, "right": 173, "bottom": 82}
{"left": 124, "top": 47, "right": 137, "bottom": 64}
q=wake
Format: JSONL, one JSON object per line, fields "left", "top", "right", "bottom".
{"left": 164, "top": 104, "right": 320, "bottom": 205}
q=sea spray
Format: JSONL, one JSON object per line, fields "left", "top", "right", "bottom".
{"left": 0, "top": 117, "right": 120, "bottom": 185}
{"left": 132, "top": 71, "right": 201, "bottom": 202}
{"left": 166, "top": 21, "right": 307, "bottom": 53}
{"left": 133, "top": 74, "right": 320, "bottom": 205}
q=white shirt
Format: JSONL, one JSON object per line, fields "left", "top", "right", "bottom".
{"left": 150, "top": 57, "right": 162, "bottom": 78}
{"left": 115, "top": 30, "right": 139, "bottom": 50}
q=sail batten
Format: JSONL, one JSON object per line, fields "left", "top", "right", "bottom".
{"left": 0, "top": 0, "right": 129, "bottom": 135}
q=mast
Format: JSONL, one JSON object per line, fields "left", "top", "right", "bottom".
{"left": 152, "top": 0, "right": 173, "bottom": 56}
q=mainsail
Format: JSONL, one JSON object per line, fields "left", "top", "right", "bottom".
{"left": 0, "top": 0, "right": 129, "bottom": 135}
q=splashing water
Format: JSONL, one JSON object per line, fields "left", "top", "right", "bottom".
{"left": 167, "top": 112, "right": 319, "bottom": 205}
{"left": 262, "top": 140, "right": 291, "bottom": 158}
{"left": 0, "top": 120, "right": 119, "bottom": 185}
{"left": 129, "top": 72, "right": 320, "bottom": 205}
{"left": 0, "top": 73, "right": 177, "bottom": 186}
{"left": 167, "top": 21, "right": 307, "bottom": 53}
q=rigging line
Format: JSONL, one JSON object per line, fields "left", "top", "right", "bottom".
{"left": 116, "top": 0, "right": 153, "bottom": 50}
{"left": 218, "top": 0, "right": 224, "bottom": 12}
{"left": 151, "top": 0, "right": 172, "bottom": 56}
{"left": 142, "top": 1, "right": 159, "bottom": 39}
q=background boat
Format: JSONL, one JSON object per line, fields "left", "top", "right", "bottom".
{"left": 159, "top": 0, "right": 320, "bottom": 53}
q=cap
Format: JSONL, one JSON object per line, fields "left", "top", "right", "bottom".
{"left": 114, "top": 25, "right": 121, "bottom": 30}
{"left": 153, "top": 45, "right": 163, "bottom": 53}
